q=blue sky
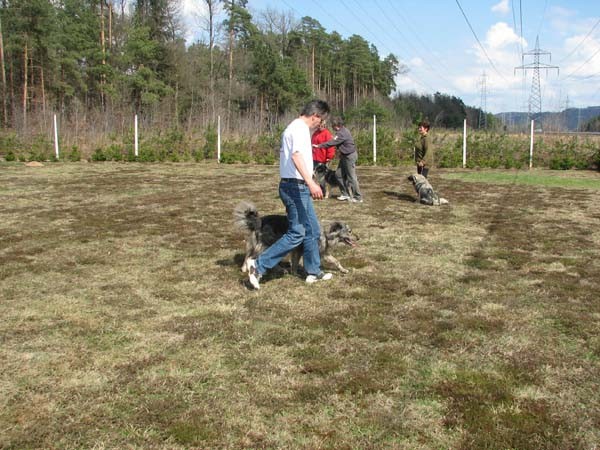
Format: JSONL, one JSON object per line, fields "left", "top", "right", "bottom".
{"left": 181, "top": 0, "right": 600, "bottom": 114}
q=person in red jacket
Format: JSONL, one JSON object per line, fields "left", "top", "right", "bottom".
{"left": 311, "top": 121, "right": 336, "bottom": 195}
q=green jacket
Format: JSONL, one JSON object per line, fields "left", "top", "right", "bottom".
{"left": 414, "top": 133, "right": 433, "bottom": 167}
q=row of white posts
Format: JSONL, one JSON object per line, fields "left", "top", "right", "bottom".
{"left": 51, "top": 113, "right": 535, "bottom": 169}
{"left": 371, "top": 116, "right": 536, "bottom": 169}
{"left": 51, "top": 114, "right": 223, "bottom": 161}
{"left": 52, "top": 113, "right": 144, "bottom": 160}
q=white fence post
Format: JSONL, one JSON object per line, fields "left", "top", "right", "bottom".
{"left": 529, "top": 119, "right": 534, "bottom": 169}
{"left": 134, "top": 114, "right": 139, "bottom": 157}
{"left": 462, "top": 119, "right": 467, "bottom": 168}
{"left": 373, "top": 115, "right": 377, "bottom": 165}
{"left": 217, "top": 115, "right": 221, "bottom": 163}
{"left": 53, "top": 114, "right": 59, "bottom": 160}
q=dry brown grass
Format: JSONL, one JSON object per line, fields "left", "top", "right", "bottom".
{"left": 1, "top": 162, "right": 599, "bottom": 449}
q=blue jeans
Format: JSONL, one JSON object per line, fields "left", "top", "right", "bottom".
{"left": 255, "top": 180, "right": 321, "bottom": 276}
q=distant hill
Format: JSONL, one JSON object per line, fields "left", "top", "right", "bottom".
{"left": 494, "top": 106, "right": 600, "bottom": 131}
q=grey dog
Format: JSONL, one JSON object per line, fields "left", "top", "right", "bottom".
{"left": 234, "top": 201, "right": 358, "bottom": 275}
{"left": 408, "top": 174, "right": 449, "bottom": 206}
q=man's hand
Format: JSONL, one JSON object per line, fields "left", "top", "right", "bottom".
{"left": 308, "top": 179, "right": 323, "bottom": 200}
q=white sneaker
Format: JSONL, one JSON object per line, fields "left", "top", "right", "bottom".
{"left": 337, "top": 195, "right": 350, "bottom": 201}
{"left": 350, "top": 198, "right": 363, "bottom": 203}
{"left": 247, "top": 258, "right": 261, "bottom": 290}
{"left": 306, "top": 272, "right": 333, "bottom": 284}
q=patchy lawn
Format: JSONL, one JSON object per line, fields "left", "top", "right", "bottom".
{"left": 1, "top": 162, "right": 599, "bottom": 449}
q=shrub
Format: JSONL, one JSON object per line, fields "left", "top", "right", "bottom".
{"left": 5, "top": 149, "right": 16, "bottom": 161}
{"left": 203, "top": 125, "right": 217, "bottom": 160}
{"left": 0, "top": 133, "right": 20, "bottom": 159}
{"left": 436, "top": 135, "right": 463, "bottom": 168}
{"left": 220, "top": 149, "right": 251, "bottom": 164}
{"left": 91, "top": 148, "right": 108, "bottom": 161}
{"left": 127, "top": 149, "right": 137, "bottom": 162}
{"left": 66, "top": 146, "right": 81, "bottom": 162}
{"left": 255, "top": 152, "right": 276, "bottom": 165}
{"left": 138, "top": 146, "right": 158, "bottom": 162}
{"left": 106, "top": 144, "right": 124, "bottom": 161}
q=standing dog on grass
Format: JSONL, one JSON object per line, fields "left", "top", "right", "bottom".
{"left": 408, "top": 174, "right": 449, "bottom": 206}
{"left": 234, "top": 201, "right": 358, "bottom": 275}
{"left": 314, "top": 162, "right": 343, "bottom": 198}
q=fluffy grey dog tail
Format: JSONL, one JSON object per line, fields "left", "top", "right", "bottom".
{"left": 234, "top": 201, "right": 261, "bottom": 231}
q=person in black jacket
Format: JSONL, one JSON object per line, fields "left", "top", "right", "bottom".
{"left": 313, "top": 117, "right": 363, "bottom": 203}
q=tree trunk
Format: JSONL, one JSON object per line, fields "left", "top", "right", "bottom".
{"left": 9, "top": 47, "right": 14, "bottom": 123}
{"left": 311, "top": 44, "right": 315, "bottom": 93}
{"left": 108, "top": 2, "right": 112, "bottom": 49}
{"left": 22, "top": 41, "right": 28, "bottom": 129}
{"left": 227, "top": 24, "right": 233, "bottom": 131}
{"left": 40, "top": 65, "right": 46, "bottom": 123}
{"left": 0, "top": 17, "right": 7, "bottom": 127}
{"left": 100, "top": 0, "right": 106, "bottom": 109}
{"left": 174, "top": 82, "right": 178, "bottom": 125}
{"left": 206, "top": 0, "right": 216, "bottom": 121}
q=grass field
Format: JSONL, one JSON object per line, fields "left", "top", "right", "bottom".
{"left": 1, "top": 162, "right": 599, "bottom": 449}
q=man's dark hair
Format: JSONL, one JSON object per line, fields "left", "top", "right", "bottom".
{"left": 418, "top": 120, "right": 431, "bottom": 131}
{"left": 331, "top": 116, "right": 344, "bottom": 128}
{"left": 301, "top": 100, "right": 330, "bottom": 119}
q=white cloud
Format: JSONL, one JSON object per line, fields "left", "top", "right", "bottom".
{"left": 485, "top": 22, "right": 525, "bottom": 50}
{"left": 409, "top": 57, "right": 424, "bottom": 68}
{"left": 181, "top": 0, "right": 211, "bottom": 44}
{"left": 491, "top": 0, "right": 509, "bottom": 15}
{"left": 182, "top": 0, "right": 207, "bottom": 17}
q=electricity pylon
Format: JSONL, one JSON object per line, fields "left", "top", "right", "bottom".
{"left": 478, "top": 71, "right": 487, "bottom": 129}
{"left": 515, "top": 36, "right": 559, "bottom": 123}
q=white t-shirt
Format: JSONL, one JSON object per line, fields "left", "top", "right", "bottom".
{"left": 279, "top": 117, "right": 313, "bottom": 179}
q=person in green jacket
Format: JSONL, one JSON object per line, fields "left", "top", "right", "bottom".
{"left": 414, "top": 120, "right": 433, "bottom": 178}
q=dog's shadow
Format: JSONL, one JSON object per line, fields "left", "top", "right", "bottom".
{"left": 383, "top": 190, "right": 416, "bottom": 203}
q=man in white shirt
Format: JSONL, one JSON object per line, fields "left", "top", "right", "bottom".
{"left": 247, "top": 100, "right": 333, "bottom": 289}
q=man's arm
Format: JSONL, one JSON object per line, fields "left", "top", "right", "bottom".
{"left": 292, "top": 152, "right": 323, "bottom": 199}
{"left": 314, "top": 132, "right": 345, "bottom": 149}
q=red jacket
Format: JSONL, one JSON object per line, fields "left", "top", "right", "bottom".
{"left": 311, "top": 128, "right": 336, "bottom": 163}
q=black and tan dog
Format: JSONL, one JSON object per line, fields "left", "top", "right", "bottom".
{"left": 314, "top": 163, "right": 341, "bottom": 198}
{"left": 408, "top": 174, "right": 449, "bottom": 206}
{"left": 234, "top": 201, "right": 357, "bottom": 274}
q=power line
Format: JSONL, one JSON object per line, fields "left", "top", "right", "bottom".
{"left": 511, "top": 0, "right": 524, "bottom": 59}
{"left": 535, "top": 0, "right": 548, "bottom": 38}
{"left": 381, "top": 0, "right": 455, "bottom": 76}
{"left": 296, "top": 0, "right": 436, "bottom": 93}
{"left": 454, "top": 0, "right": 508, "bottom": 83}
{"left": 519, "top": 0, "right": 524, "bottom": 50}
{"left": 306, "top": 0, "right": 437, "bottom": 93}
{"left": 367, "top": 0, "right": 455, "bottom": 87}
{"left": 559, "top": 17, "right": 600, "bottom": 64}
{"left": 562, "top": 45, "right": 600, "bottom": 80}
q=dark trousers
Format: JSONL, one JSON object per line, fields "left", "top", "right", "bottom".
{"left": 417, "top": 165, "right": 429, "bottom": 178}
{"left": 337, "top": 152, "right": 362, "bottom": 200}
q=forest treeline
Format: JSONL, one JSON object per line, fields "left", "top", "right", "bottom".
{"left": 0, "top": 0, "right": 495, "bottom": 137}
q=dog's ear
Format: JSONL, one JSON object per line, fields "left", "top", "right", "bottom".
{"left": 329, "top": 221, "right": 343, "bottom": 233}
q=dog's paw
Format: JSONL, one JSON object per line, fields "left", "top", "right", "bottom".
{"left": 340, "top": 267, "right": 349, "bottom": 274}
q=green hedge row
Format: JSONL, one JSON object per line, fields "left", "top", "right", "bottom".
{"left": 1, "top": 128, "right": 598, "bottom": 170}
